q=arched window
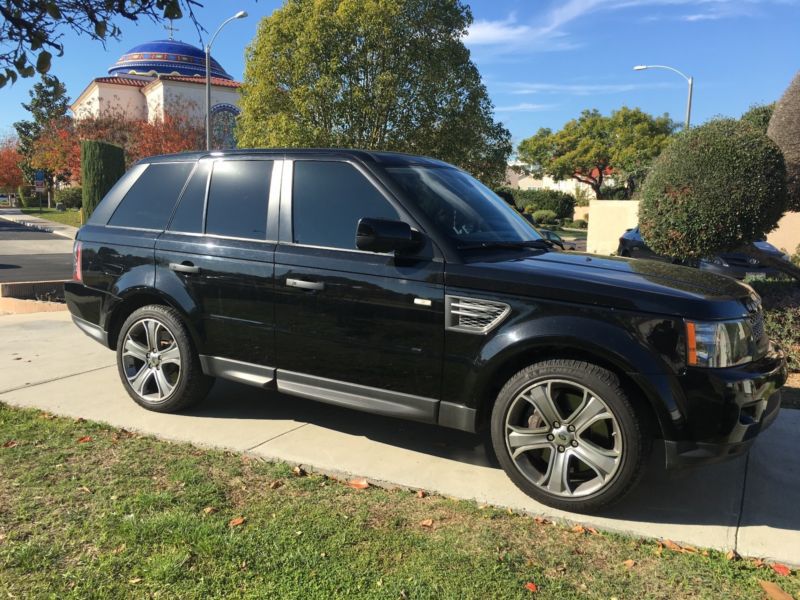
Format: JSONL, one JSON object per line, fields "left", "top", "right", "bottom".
{"left": 210, "top": 103, "right": 240, "bottom": 149}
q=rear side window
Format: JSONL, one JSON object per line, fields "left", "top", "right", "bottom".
{"left": 108, "top": 162, "right": 194, "bottom": 230}
{"left": 205, "top": 160, "right": 271, "bottom": 240}
{"left": 169, "top": 161, "right": 211, "bottom": 234}
{"left": 292, "top": 161, "right": 398, "bottom": 249}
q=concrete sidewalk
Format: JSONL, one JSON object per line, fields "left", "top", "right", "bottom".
{"left": 1, "top": 311, "right": 798, "bottom": 566}
{"left": 0, "top": 208, "right": 79, "bottom": 240}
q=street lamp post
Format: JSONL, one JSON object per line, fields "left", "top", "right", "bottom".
{"left": 633, "top": 64, "right": 693, "bottom": 130}
{"left": 206, "top": 10, "right": 248, "bottom": 151}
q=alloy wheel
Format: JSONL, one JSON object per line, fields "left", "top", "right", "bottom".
{"left": 121, "top": 318, "right": 182, "bottom": 403}
{"left": 504, "top": 379, "right": 622, "bottom": 498}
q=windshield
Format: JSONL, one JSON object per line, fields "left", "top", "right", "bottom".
{"left": 385, "top": 166, "right": 542, "bottom": 247}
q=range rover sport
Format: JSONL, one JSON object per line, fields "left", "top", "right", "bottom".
{"left": 65, "top": 149, "right": 787, "bottom": 512}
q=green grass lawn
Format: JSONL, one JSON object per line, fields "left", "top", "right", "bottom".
{"left": 20, "top": 207, "right": 82, "bottom": 228}
{"left": 1, "top": 403, "right": 797, "bottom": 599}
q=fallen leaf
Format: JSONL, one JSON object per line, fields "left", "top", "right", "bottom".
{"left": 128, "top": 578, "right": 142, "bottom": 584}
{"left": 39, "top": 412, "right": 55, "bottom": 420}
{"left": 726, "top": 550, "right": 741, "bottom": 561}
{"left": 534, "top": 517, "right": 549, "bottom": 525}
{"left": 75, "top": 418, "right": 85, "bottom": 423}
{"left": 202, "top": 506, "right": 217, "bottom": 515}
{"left": 587, "top": 527, "right": 599, "bottom": 535}
{"left": 655, "top": 541, "right": 664, "bottom": 556}
{"left": 78, "top": 486, "right": 91, "bottom": 494}
{"left": 348, "top": 478, "right": 369, "bottom": 490}
{"left": 416, "top": 490, "right": 426, "bottom": 498}
{"left": 682, "top": 544, "right": 699, "bottom": 554}
{"left": 753, "top": 558, "right": 766, "bottom": 568}
{"left": 662, "top": 539, "right": 683, "bottom": 552}
{"left": 76, "top": 436, "right": 92, "bottom": 444}
{"left": 419, "top": 519, "right": 434, "bottom": 528}
{"left": 269, "top": 480, "right": 284, "bottom": 490}
{"left": 622, "top": 559, "right": 635, "bottom": 569}
{"left": 758, "top": 580, "right": 793, "bottom": 600}
{"left": 229, "top": 517, "right": 246, "bottom": 528}
{"left": 524, "top": 581, "right": 538, "bottom": 593}
{"left": 570, "top": 525, "right": 586, "bottom": 534}
{"left": 292, "top": 465, "right": 306, "bottom": 477}
{"left": 2, "top": 440, "right": 17, "bottom": 448}
{"left": 771, "top": 563, "right": 792, "bottom": 577}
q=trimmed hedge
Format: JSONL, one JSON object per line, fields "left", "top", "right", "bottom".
{"left": 531, "top": 209, "right": 557, "bottom": 224}
{"left": 750, "top": 279, "right": 800, "bottom": 372}
{"left": 768, "top": 71, "right": 800, "bottom": 211}
{"left": 511, "top": 188, "right": 576, "bottom": 219}
{"left": 639, "top": 118, "right": 788, "bottom": 260}
{"left": 55, "top": 187, "right": 82, "bottom": 209}
{"left": 81, "top": 141, "right": 125, "bottom": 219}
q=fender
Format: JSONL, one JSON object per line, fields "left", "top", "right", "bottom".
{"left": 445, "top": 315, "right": 689, "bottom": 440}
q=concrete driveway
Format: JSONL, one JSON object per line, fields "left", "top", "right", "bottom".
{"left": 1, "top": 311, "right": 798, "bottom": 566}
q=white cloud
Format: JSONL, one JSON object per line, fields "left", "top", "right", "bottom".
{"left": 465, "top": 14, "right": 534, "bottom": 45}
{"left": 494, "top": 103, "right": 556, "bottom": 112}
{"left": 506, "top": 82, "right": 674, "bottom": 96}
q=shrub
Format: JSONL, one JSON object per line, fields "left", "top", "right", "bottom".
{"left": 17, "top": 185, "right": 34, "bottom": 208}
{"left": 513, "top": 188, "right": 575, "bottom": 219}
{"left": 597, "top": 184, "right": 628, "bottom": 200}
{"left": 55, "top": 187, "right": 82, "bottom": 209}
{"left": 493, "top": 187, "right": 517, "bottom": 207}
{"left": 639, "top": 118, "right": 788, "bottom": 260}
{"left": 741, "top": 103, "right": 775, "bottom": 134}
{"left": 573, "top": 186, "right": 592, "bottom": 206}
{"left": 767, "top": 71, "right": 800, "bottom": 211}
{"left": 792, "top": 244, "right": 800, "bottom": 267}
{"left": 573, "top": 219, "right": 588, "bottom": 229}
{"left": 81, "top": 141, "right": 125, "bottom": 219}
{"left": 750, "top": 279, "right": 800, "bottom": 372}
{"left": 531, "top": 209, "right": 557, "bottom": 224}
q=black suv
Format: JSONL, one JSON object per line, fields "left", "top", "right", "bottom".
{"left": 66, "top": 149, "right": 787, "bottom": 512}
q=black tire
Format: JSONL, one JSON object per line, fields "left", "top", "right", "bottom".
{"left": 116, "top": 304, "right": 213, "bottom": 413}
{"left": 490, "top": 359, "right": 651, "bottom": 513}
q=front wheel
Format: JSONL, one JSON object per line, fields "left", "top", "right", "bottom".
{"left": 116, "top": 305, "right": 213, "bottom": 413}
{"left": 490, "top": 359, "right": 651, "bottom": 513}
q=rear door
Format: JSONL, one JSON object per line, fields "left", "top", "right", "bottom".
{"left": 273, "top": 157, "right": 445, "bottom": 418}
{"left": 155, "top": 158, "right": 280, "bottom": 375}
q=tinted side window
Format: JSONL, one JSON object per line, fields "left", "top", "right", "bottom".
{"left": 205, "top": 160, "right": 271, "bottom": 240}
{"left": 169, "top": 161, "right": 210, "bottom": 233}
{"left": 292, "top": 161, "right": 398, "bottom": 249}
{"left": 108, "top": 162, "right": 194, "bottom": 230}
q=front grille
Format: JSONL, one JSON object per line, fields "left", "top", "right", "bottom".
{"left": 445, "top": 295, "right": 510, "bottom": 334}
{"left": 749, "top": 309, "right": 765, "bottom": 342}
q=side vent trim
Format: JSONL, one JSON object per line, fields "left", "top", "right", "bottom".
{"left": 445, "top": 295, "right": 510, "bottom": 335}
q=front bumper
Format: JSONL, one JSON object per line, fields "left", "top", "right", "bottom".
{"left": 665, "top": 344, "right": 788, "bottom": 469}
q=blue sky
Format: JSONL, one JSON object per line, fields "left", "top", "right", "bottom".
{"left": 1, "top": 0, "right": 799, "bottom": 148}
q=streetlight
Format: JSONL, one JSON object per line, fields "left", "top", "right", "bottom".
{"left": 633, "top": 64, "right": 693, "bottom": 130}
{"left": 206, "top": 10, "right": 248, "bottom": 151}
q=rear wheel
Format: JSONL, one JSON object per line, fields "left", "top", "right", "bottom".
{"left": 491, "top": 359, "right": 650, "bottom": 513}
{"left": 116, "top": 305, "right": 213, "bottom": 412}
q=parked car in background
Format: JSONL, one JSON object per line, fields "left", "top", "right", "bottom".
{"left": 618, "top": 226, "right": 790, "bottom": 279}
{"left": 66, "top": 149, "right": 786, "bottom": 513}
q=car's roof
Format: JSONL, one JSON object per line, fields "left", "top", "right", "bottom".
{"left": 140, "top": 148, "right": 454, "bottom": 168}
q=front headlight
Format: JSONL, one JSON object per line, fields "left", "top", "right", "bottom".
{"left": 686, "top": 319, "right": 756, "bottom": 368}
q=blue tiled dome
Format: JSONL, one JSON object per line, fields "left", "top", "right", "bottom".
{"left": 108, "top": 40, "right": 232, "bottom": 80}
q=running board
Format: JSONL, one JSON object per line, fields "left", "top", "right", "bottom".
{"left": 199, "top": 355, "right": 275, "bottom": 388}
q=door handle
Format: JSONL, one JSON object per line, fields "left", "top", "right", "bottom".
{"left": 169, "top": 262, "right": 200, "bottom": 274}
{"left": 286, "top": 278, "right": 324, "bottom": 291}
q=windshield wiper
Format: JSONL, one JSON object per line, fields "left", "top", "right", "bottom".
{"left": 456, "top": 239, "right": 554, "bottom": 251}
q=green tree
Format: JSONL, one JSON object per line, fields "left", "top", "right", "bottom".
{"left": 238, "top": 0, "right": 511, "bottom": 185}
{"left": 741, "top": 103, "right": 775, "bottom": 134}
{"left": 80, "top": 140, "right": 125, "bottom": 218}
{"left": 0, "top": 1, "right": 203, "bottom": 87}
{"left": 639, "top": 119, "right": 798, "bottom": 279}
{"left": 517, "top": 107, "right": 676, "bottom": 199}
{"left": 12, "top": 74, "right": 69, "bottom": 185}
{"left": 767, "top": 71, "right": 800, "bottom": 212}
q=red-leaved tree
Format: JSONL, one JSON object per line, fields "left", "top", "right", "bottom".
{"left": 0, "top": 137, "right": 24, "bottom": 193}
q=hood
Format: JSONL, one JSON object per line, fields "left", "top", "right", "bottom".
{"left": 447, "top": 250, "right": 755, "bottom": 321}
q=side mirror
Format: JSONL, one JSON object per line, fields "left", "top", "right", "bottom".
{"left": 356, "top": 218, "right": 422, "bottom": 254}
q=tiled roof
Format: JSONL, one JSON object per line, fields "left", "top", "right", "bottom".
{"left": 92, "top": 75, "right": 241, "bottom": 89}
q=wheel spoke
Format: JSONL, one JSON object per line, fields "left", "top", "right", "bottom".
{"left": 527, "top": 383, "right": 561, "bottom": 427}
{"left": 507, "top": 426, "right": 552, "bottom": 459}
{"left": 572, "top": 440, "right": 619, "bottom": 480}
{"left": 160, "top": 343, "right": 181, "bottom": 366}
{"left": 144, "top": 319, "right": 160, "bottom": 351}
{"left": 569, "top": 395, "right": 611, "bottom": 434}
{"left": 123, "top": 337, "right": 149, "bottom": 362}
{"left": 153, "top": 368, "right": 174, "bottom": 399}
{"left": 543, "top": 450, "right": 570, "bottom": 494}
{"left": 128, "top": 365, "right": 153, "bottom": 396}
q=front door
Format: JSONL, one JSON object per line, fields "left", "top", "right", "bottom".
{"left": 274, "top": 158, "right": 444, "bottom": 419}
{"left": 155, "top": 158, "right": 279, "bottom": 371}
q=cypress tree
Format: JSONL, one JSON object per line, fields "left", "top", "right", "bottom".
{"left": 768, "top": 71, "right": 800, "bottom": 211}
{"left": 80, "top": 140, "right": 125, "bottom": 218}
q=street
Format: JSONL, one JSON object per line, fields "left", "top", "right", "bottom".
{"left": 0, "top": 217, "right": 73, "bottom": 283}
